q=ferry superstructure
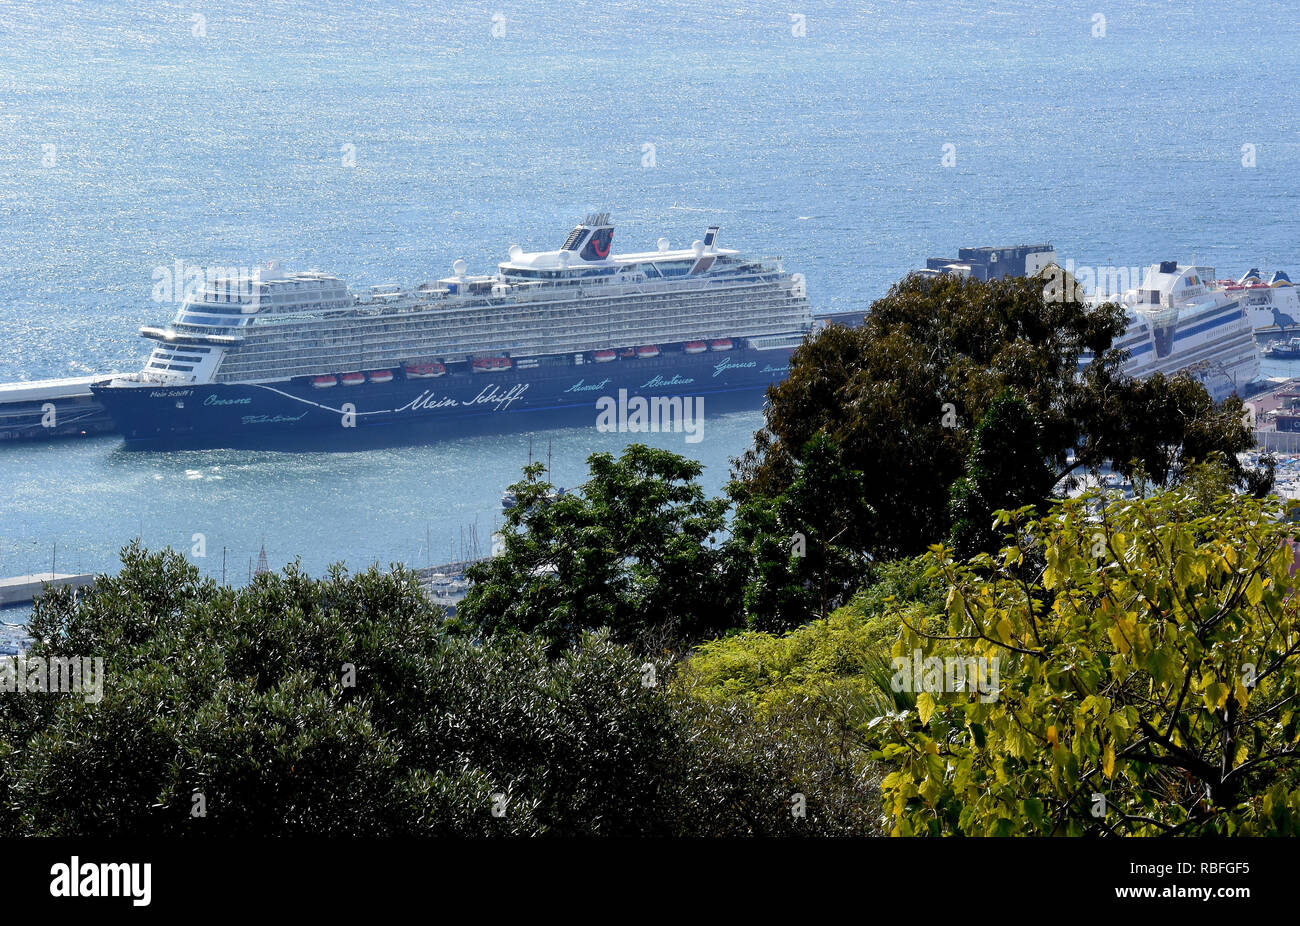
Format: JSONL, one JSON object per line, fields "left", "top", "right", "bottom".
{"left": 1090, "top": 260, "right": 1260, "bottom": 401}
{"left": 91, "top": 216, "right": 813, "bottom": 445}
{"left": 1220, "top": 268, "right": 1300, "bottom": 334}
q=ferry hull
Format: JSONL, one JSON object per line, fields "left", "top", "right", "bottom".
{"left": 91, "top": 345, "right": 796, "bottom": 449}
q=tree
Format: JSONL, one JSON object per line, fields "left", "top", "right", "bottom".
{"left": 877, "top": 485, "right": 1300, "bottom": 836}
{"left": 736, "top": 271, "right": 1265, "bottom": 561}
{"left": 728, "top": 433, "right": 874, "bottom": 632}
{"left": 0, "top": 543, "right": 878, "bottom": 836}
{"left": 948, "top": 390, "right": 1056, "bottom": 558}
{"left": 458, "top": 444, "right": 738, "bottom": 653}
{"left": 1093, "top": 370, "right": 1265, "bottom": 490}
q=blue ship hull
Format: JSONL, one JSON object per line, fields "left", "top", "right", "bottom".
{"left": 90, "top": 346, "right": 795, "bottom": 449}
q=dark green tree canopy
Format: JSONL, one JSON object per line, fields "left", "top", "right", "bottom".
{"left": 1, "top": 544, "right": 874, "bottom": 836}
{"left": 949, "top": 389, "right": 1056, "bottom": 558}
{"left": 737, "top": 271, "right": 1261, "bottom": 559}
{"left": 458, "top": 444, "right": 738, "bottom": 652}
{"left": 728, "top": 433, "right": 874, "bottom": 632}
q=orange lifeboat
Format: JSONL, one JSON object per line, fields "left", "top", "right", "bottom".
{"left": 367, "top": 370, "right": 394, "bottom": 384}
{"left": 635, "top": 345, "right": 660, "bottom": 359}
{"left": 683, "top": 341, "right": 707, "bottom": 354}
{"left": 709, "top": 339, "right": 734, "bottom": 352}
{"left": 311, "top": 375, "right": 338, "bottom": 389}
{"left": 340, "top": 373, "right": 366, "bottom": 386}
{"left": 593, "top": 350, "right": 618, "bottom": 363}
{"left": 472, "top": 357, "right": 512, "bottom": 373}
{"left": 405, "top": 362, "right": 446, "bottom": 378}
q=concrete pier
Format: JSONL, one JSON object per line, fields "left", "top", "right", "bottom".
{"left": 0, "top": 374, "right": 120, "bottom": 441}
{"left": 0, "top": 573, "right": 96, "bottom": 607}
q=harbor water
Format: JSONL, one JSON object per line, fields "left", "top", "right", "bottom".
{"left": 2, "top": 0, "right": 1299, "bottom": 627}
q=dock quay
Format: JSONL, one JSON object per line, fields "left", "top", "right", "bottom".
{"left": 0, "top": 375, "right": 120, "bottom": 442}
{"left": 0, "top": 573, "right": 97, "bottom": 607}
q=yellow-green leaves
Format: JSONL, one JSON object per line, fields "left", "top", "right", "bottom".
{"left": 996, "top": 615, "right": 1014, "bottom": 645}
{"left": 1202, "top": 680, "right": 1229, "bottom": 711}
{"left": 916, "top": 691, "right": 936, "bottom": 725}
{"left": 1245, "top": 571, "right": 1264, "bottom": 606}
{"left": 877, "top": 485, "right": 1300, "bottom": 837}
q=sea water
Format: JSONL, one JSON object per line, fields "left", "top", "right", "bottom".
{"left": 1, "top": 0, "right": 1298, "bottom": 618}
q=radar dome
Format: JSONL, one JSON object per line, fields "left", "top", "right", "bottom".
{"left": 692, "top": 240, "right": 705, "bottom": 256}
{"left": 452, "top": 259, "right": 468, "bottom": 277}
{"left": 508, "top": 245, "right": 523, "bottom": 261}
{"left": 657, "top": 238, "right": 670, "bottom": 252}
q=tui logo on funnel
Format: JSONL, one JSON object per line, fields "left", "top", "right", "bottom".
{"left": 581, "top": 226, "right": 614, "bottom": 261}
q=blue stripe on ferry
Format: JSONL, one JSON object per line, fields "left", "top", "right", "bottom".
{"left": 1173, "top": 307, "right": 1242, "bottom": 343}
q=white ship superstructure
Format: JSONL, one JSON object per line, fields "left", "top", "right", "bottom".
{"left": 118, "top": 215, "right": 811, "bottom": 388}
{"left": 1090, "top": 260, "right": 1260, "bottom": 401}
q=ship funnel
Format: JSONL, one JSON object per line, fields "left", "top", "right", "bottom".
{"left": 704, "top": 226, "right": 720, "bottom": 251}
{"left": 1239, "top": 267, "right": 1263, "bottom": 284}
{"left": 570, "top": 213, "right": 613, "bottom": 262}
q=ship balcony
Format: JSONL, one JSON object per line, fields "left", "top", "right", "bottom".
{"left": 140, "top": 325, "right": 240, "bottom": 346}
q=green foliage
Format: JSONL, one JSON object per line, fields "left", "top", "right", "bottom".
{"left": 1093, "top": 371, "right": 1261, "bottom": 489}
{"left": 728, "top": 433, "right": 874, "bottom": 632}
{"left": 675, "top": 557, "right": 945, "bottom": 822}
{"left": 457, "top": 445, "right": 738, "bottom": 653}
{"left": 736, "top": 271, "right": 1266, "bottom": 561}
{"left": 678, "top": 555, "right": 941, "bottom": 722}
{"left": 679, "top": 605, "right": 908, "bottom": 722}
{"left": 877, "top": 488, "right": 1300, "bottom": 836}
{"left": 0, "top": 542, "right": 877, "bottom": 835}
{"left": 949, "top": 390, "right": 1056, "bottom": 558}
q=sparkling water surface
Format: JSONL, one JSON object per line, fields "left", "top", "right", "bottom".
{"left": 1, "top": 0, "right": 1298, "bottom": 619}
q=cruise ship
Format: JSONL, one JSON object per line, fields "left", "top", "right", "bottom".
{"left": 1086, "top": 260, "right": 1260, "bottom": 401}
{"left": 91, "top": 216, "right": 813, "bottom": 446}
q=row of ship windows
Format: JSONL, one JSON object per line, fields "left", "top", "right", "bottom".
{"left": 225, "top": 294, "right": 804, "bottom": 341}
{"left": 148, "top": 345, "right": 210, "bottom": 373}
{"left": 225, "top": 314, "right": 802, "bottom": 358}
{"left": 215, "top": 284, "right": 797, "bottom": 336}
{"left": 213, "top": 323, "right": 804, "bottom": 378}
{"left": 182, "top": 273, "right": 780, "bottom": 326}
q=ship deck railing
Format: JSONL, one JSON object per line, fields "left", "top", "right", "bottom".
{"left": 213, "top": 314, "right": 811, "bottom": 380}
{"left": 210, "top": 283, "right": 810, "bottom": 381}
